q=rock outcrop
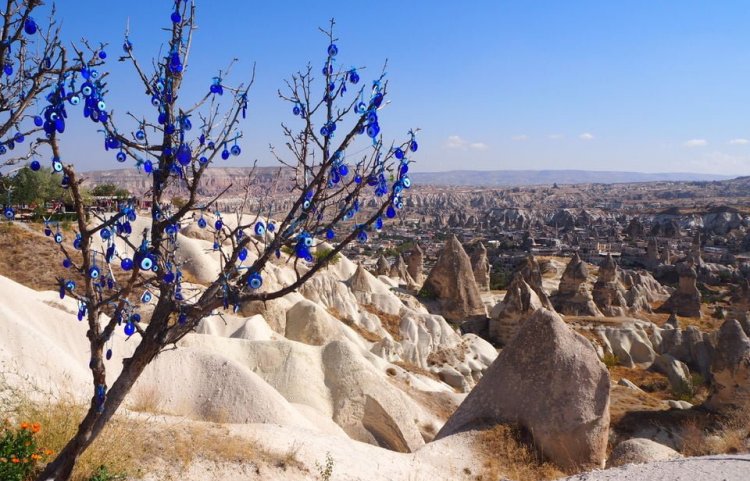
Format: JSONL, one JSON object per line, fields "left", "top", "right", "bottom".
{"left": 469, "top": 242, "right": 491, "bottom": 292}
{"left": 705, "top": 319, "right": 750, "bottom": 412}
{"left": 375, "top": 255, "right": 391, "bottom": 276}
{"left": 593, "top": 254, "right": 630, "bottom": 317}
{"left": 553, "top": 253, "right": 603, "bottom": 317}
{"left": 657, "top": 262, "right": 702, "bottom": 318}
{"left": 405, "top": 243, "right": 424, "bottom": 284}
{"left": 516, "top": 255, "right": 555, "bottom": 310}
{"left": 489, "top": 273, "right": 545, "bottom": 345}
{"left": 437, "top": 309, "right": 610, "bottom": 470}
{"left": 607, "top": 438, "right": 682, "bottom": 468}
{"left": 389, "top": 254, "right": 415, "bottom": 286}
{"left": 420, "top": 235, "right": 487, "bottom": 321}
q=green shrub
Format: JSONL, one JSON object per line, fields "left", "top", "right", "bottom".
{"left": 314, "top": 247, "right": 340, "bottom": 266}
{"left": 315, "top": 452, "right": 334, "bottom": 481}
{"left": 86, "top": 465, "right": 126, "bottom": 481}
{"left": 0, "top": 419, "right": 52, "bottom": 481}
{"left": 602, "top": 352, "right": 619, "bottom": 369}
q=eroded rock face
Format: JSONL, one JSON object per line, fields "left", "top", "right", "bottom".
{"left": 375, "top": 255, "right": 391, "bottom": 276}
{"left": 516, "top": 255, "right": 555, "bottom": 310}
{"left": 421, "top": 235, "right": 487, "bottom": 321}
{"left": 437, "top": 309, "right": 610, "bottom": 470}
{"left": 593, "top": 254, "right": 630, "bottom": 317}
{"left": 405, "top": 243, "right": 425, "bottom": 285}
{"left": 705, "top": 319, "right": 750, "bottom": 412}
{"left": 390, "top": 254, "right": 415, "bottom": 286}
{"left": 489, "top": 273, "right": 545, "bottom": 345}
{"left": 469, "top": 242, "right": 491, "bottom": 292}
{"left": 657, "top": 262, "right": 702, "bottom": 318}
{"left": 553, "top": 253, "right": 603, "bottom": 317}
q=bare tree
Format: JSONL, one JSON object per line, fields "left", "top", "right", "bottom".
{"left": 34, "top": 2, "right": 417, "bottom": 480}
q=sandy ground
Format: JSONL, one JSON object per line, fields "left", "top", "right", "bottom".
{"left": 561, "top": 454, "right": 750, "bottom": 481}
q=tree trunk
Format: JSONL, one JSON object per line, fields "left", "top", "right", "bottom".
{"left": 35, "top": 339, "right": 162, "bottom": 481}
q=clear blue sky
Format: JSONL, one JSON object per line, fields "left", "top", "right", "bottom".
{"left": 44, "top": 1, "right": 750, "bottom": 175}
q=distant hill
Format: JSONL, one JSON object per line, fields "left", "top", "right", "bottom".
{"left": 409, "top": 169, "right": 734, "bottom": 186}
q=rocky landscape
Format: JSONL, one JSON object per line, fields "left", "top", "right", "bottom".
{"left": 2, "top": 173, "right": 750, "bottom": 480}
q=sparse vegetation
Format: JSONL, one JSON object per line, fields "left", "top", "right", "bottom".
{"left": 362, "top": 304, "right": 403, "bottom": 341}
{"left": 602, "top": 352, "right": 620, "bottom": 369}
{"left": 474, "top": 424, "right": 566, "bottom": 481}
{"left": 315, "top": 452, "right": 334, "bottom": 481}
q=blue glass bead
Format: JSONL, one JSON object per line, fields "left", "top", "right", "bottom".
{"left": 254, "top": 222, "right": 265, "bottom": 236}
{"left": 372, "top": 92, "right": 384, "bottom": 108}
{"left": 394, "top": 148, "right": 404, "bottom": 160}
{"left": 197, "top": 217, "right": 207, "bottom": 229}
{"left": 171, "top": 11, "right": 181, "bottom": 23}
{"left": 63, "top": 258, "right": 72, "bottom": 268}
{"left": 54, "top": 233, "right": 63, "bottom": 243}
{"left": 386, "top": 205, "right": 396, "bottom": 218}
{"left": 248, "top": 272, "right": 263, "bottom": 289}
{"left": 143, "top": 160, "right": 153, "bottom": 173}
{"left": 106, "top": 245, "right": 115, "bottom": 263}
{"left": 121, "top": 258, "right": 133, "bottom": 271}
{"left": 165, "top": 124, "right": 175, "bottom": 135}
{"left": 199, "top": 156, "right": 208, "bottom": 164}
{"left": 123, "top": 39, "right": 132, "bottom": 52}
{"left": 139, "top": 256, "right": 153, "bottom": 270}
{"left": 176, "top": 144, "right": 191, "bottom": 165}
{"left": 124, "top": 323, "right": 135, "bottom": 336}
{"left": 141, "top": 290, "right": 152, "bottom": 303}
{"left": 366, "top": 123, "right": 380, "bottom": 138}
{"left": 33, "top": 116, "right": 43, "bottom": 126}
{"left": 152, "top": 96, "right": 161, "bottom": 108}
{"left": 328, "top": 44, "right": 338, "bottom": 56}
{"left": 178, "top": 313, "right": 187, "bottom": 324}
{"left": 101, "top": 229, "right": 111, "bottom": 240}
{"left": 51, "top": 158, "right": 63, "bottom": 172}
{"left": 44, "top": 227, "right": 52, "bottom": 236}
{"left": 135, "top": 130, "right": 146, "bottom": 141}
{"left": 238, "top": 248, "right": 248, "bottom": 261}
{"left": 402, "top": 176, "right": 411, "bottom": 188}
{"left": 354, "top": 175, "right": 362, "bottom": 184}
{"left": 357, "top": 230, "right": 368, "bottom": 243}
{"left": 81, "top": 82, "right": 93, "bottom": 97}
{"left": 267, "top": 222, "right": 275, "bottom": 232}
{"left": 349, "top": 70, "right": 359, "bottom": 84}
{"left": 230, "top": 144, "right": 241, "bottom": 156}
{"left": 221, "top": 148, "right": 229, "bottom": 160}
{"left": 325, "top": 228, "right": 335, "bottom": 240}
{"left": 88, "top": 266, "right": 101, "bottom": 279}
{"left": 164, "top": 271, "right": 175, "bottom": 283}
{"left": 210, "top": 82, "right": 223, "bottom": 95}
{"left": 3, "top": 63, "right": 12, "bottom": 76}
{"left": 375, "top": 217, "right": 383, "bottom": 230}
{"left": 14, "top": 132, "right": 24, "bottom": 143}
{"left": 410, "top": 140, "right": 418, "bottom": 152}
{"left": 99, "top": 50, "right": 107, "bottom": 59}
{"left": 24, "top": 17, "right": 37, "bottom": 35}
{"left": 30, "top": 160, "right": 40, "bottom": 171}
{"left": 214, "top": 219, "right": 223, "bottom": 230}
{"left": 400, "top": 163, "right": 409, "bottom": 176}
{"left": 106, "top": 349, "right": 112, "bottom": 360}
{"left": 4, "top": 207, "right": 14, "bottom": 219}
{"left": 65, "top": 280, "right": 76, "bottom": 291}
{"left": 293, "top": 104, "right": 301, "bottom": 116}
{"left": 116, "top": 151, "right": 126, "bottom": 163}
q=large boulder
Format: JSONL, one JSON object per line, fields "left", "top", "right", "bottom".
{"left": 436, "top": 309, "right": 610, "bottom": 470}
{"left": 553, "top": 253, "right": 603, "bottom": 317}
{"left": 653, "top": 354, "right": 692, "bottom": 394}
{"left": 469, "top": 242, "right": 491, "bottom": 292}
{"left": 705, "top": 319, "right": 750, "bottom": 412}
{"left": 657, "top": 262, "right": 702, "bottom": 318}
{"left": 375, "top": 255, "right": 391, "bottom": 277}
{"left": 285, "top": 299, "right": 342, "bottom": 346}
{"left": 421, "top": 235, "right": 487, "bottom": 321}
{"left": 607, "top": 438, "right": 682, "bottom": 468}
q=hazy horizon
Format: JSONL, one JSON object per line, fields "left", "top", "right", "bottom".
{"left": 27, "top": 1, "right": 750, "bottom": 177}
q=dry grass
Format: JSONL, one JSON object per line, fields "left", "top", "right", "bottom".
{"left": 127, "top": 384, "right": 163, "bottom": 414}
{"left": 327, "top": 307, "right": 383, "bottom": 343}
{"left": 473, "top": 425, "right": 566, "bottom": 481}
{"left": 679, "top": 409, "right": 750, "bottom": 457}
{"left": 393, "top": 361, "right": 441, "bottom": 382}
{"left": 361, "top": 304, "right": 403, "bottom": 341}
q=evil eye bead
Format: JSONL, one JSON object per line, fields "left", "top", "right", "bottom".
{"left": 197, "top": 217, "right": 207, "bottom": 229}
{"left": 372, "top": 92, "right": 384, "bottom": 108}
{"left": 143, "top": 160, "right": 153, "bottom": 173}
{"left": 121, "top": 258, "right": 133, "bottom": 271}
{"left": 238, "top": 247, "right": 248, "bottom": 261}
{"left": 171, "top": 11, "right": 181, "bottom": 23}
{"left": 338, "top": 164, "right": 348, "bottom": 176}
{"left": 402, "top": 176, "right": 412, "bottom": 188}
{"left": 221, "top": 148, "right": 230, "bottom": 160}
{"left": 106, "top": 349, "right": 112, "bottom": 360}
{"left": 214, "top": 219, "right": 223, "bottom": 230}
{"left": 33, "top": 116, "right": 43, "bottom": 126}
{"left": 100, "top": 229, "right": 111, "bottom": 240}
{"left": 199, "top": 156, "right": 208, "bottom": 164}
{"left": 292, "top": 104, "right": 301, "bottom": 116}
{"left": 14, "top": 132, "right": 24, "bottom": 143}
{"left": 30, "top": 160, "right": 40, "bottom": 171}
{"left": 151, "top": 96, "right": 161, "bottom": 107}
{"left": 247, "top": 272, "right": 263, "bottom": 290}
{"left": 366, "top": 123, "right": 380, "bottom": 138}
{"left": 88, "top": 266, "right": 101, "bottom": 279}
{"left": 357, "top": 230, "right": 368, "bottom": 243}
{"left": 394, "top": 148, "right": 404, "bottom": 160}
{"left": 327, "top": 44, "right": 338, "bottom": 57}
{"left": 410, "top": 140, "right": 418, "bottom": 152}
{"left": 135, "top": 130, "right": 146, "bottom": 141}
{"left": 304, "top": 236, "right": 313, "bottom": 247}
{"left": 65, "top": 280, "right": 76, "bottom": 291}
{"left": 81, "top": 82, "right": 93, "bottom": 97}
{"left": 52, "top": 158, "right": 63, "bottom": 172}
{"left": 141, "top": 290, "right": 153, "bottom": 303}
{"left": 63, "top": 258, "right": 72, "bottom": 268}
{"left": 4, "top": 207, "right": 14, "bottom": 220}
{"left": 254, "top": 222, "right": 265, "bottom": 236}
{"left": 23, "top": 17, "right": 37, "bottom": 35}
{"left": 116, "top": 151, "right": 127, "bottom": 162}
{"left": 386, "top": 205, "right": 396, "bottom": 219}
{"left": 54, "top": 232, "right": 63, "bottom": 243}
{"left": 375, "top": 217, "right": 383, "bottom": 231}
{"left": 230, "top": 144, "right": 241, "bottom": 156}
{"left": 349, "top": 69, "right": 359, "bottom": 84}
{"left": 139, "top": 256, "right": 153, "bottom": 270}
{"left": 97, "top": 100, "right": 106, "bottom": 111}
{"left": 267, "top": 222, "right": 276, "bottom": 232}
{"left": 99, "top": 50, "right": 107, "bottom": 59}
{"left": 326, "top": 228, "right": 335, "bottom": 240}
{"left": 303, "top": 200, "right": 311, "bottom": 210}
{"left": 124, "top": 322, "right": 135, "bottom": 336}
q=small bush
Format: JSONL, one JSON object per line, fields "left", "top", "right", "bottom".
{"left": 602, "top": 352, "right": 619, "bottom": 369}
{"left": 315, "top": 452, "right": 334, "bottom": 481}
{"left": 314, "top": 247, "right": 341, "bottom": 267}
{"left": 0, "top": 419, "right": 53, "bottom": 481}
{"left": 86, "top": 465, "right": 126, "bottom": 481}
